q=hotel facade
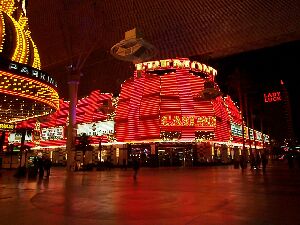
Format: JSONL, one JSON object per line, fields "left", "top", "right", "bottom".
{"left": 3, "top": 58, "right": 269, "bottom": 168}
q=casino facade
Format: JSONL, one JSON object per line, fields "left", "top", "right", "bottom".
{"left": 0, "top": 1, "right": 270, "bottom": 168}
{"left": 0, "top": 0, "right": 59, "bottom": 123}
{"left": 0, "top": 1, "right": 59, "bottom": 167}
{"left": 115, "top": 58, "right": 269, "bottom": 166}
{"left": 5, "top": 58, "right": 269, "bottom": 168}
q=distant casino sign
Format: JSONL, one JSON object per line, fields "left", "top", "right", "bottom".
{"left": 264, "top": 92, "right": 281, "bottom": 103}
{"left": 0, "top": 123, "right": 15, "bottom": 130}
{"left": 0, "top": 57, "right": 57, "bottom": 88}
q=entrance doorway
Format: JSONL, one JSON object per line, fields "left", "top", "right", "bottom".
{"left": 158, "top": 147, "right": 193, "bottom": 167}
{"left": 129, "top": 146, "right": 151, "bottom": 167}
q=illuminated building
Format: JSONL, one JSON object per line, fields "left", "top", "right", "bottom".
{"left": 0, "top": 1, "right": 59, "bottom": 167}
{"left": 7, "top": 56, "right": 270, "bottom": 167}
{"left": 3, "top": 90, "right": 115, "bottom": 167}
{"left": 0, "top": 0, "right": 59, "bottom": 123}
{"left": 115, "top": 58, "right": 269, "bottom": 166}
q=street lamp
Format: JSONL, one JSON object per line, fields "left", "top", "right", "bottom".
{"left": 66, "top": 67, "right": 81, "bottom": 171}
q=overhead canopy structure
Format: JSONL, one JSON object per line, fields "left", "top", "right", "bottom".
{"left": 0, "top": 0, "right": 59, "bottom": 123}
{"left": 27, "top": 0, "right": 300, "bottom": 98}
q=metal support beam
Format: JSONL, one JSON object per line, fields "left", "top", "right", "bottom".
{"left": 66, "top": 72, "right": 80, "bottom": 171}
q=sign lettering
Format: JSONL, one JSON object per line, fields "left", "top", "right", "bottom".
{"left": 41, "top": 127, "right": 64, "bottom": 140}
{"left": 0, "top": 57, "right": 58, "bottom": 88}
{"left": 161, "top": 115, "right": 216, "bottom": 127}
{"left": 264, "top": 92, "right": 281, "bottom": 103}
{"left": 0, "top": 123, "right": 15, "bottom": 130}
{"left": 136, "top": 59, "right": 217, "bottom": 77}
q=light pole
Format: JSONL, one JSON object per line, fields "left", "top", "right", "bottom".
{"left": 66, "top": 68, "right": 80, "bottom": 171}
{"left": 59, "top": 1, "right": 102, "bottom": 171}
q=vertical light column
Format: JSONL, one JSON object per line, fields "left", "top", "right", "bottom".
{"left": 127, "top": 74, "right": 144, "bottom": 141}
{"left": 176, "top": 69, "right": 195, "bottom": 140}
{"left": 212, "top": 97, "right": 230, "bottom": 142}
{"left": 66, "top": 72, "right": 80, "bottom": 171}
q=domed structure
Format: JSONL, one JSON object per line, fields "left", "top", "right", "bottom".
{"left": 0, "top": 0, "right": 59, "bottom": 124}
{"left": 115, "top": 58, "right": 234, "bottom": 143}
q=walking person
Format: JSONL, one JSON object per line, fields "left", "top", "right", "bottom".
{"left": 286, "top": 152, "right": 294, "bottom": 169}
{"left": 256, "top": 153, "right": 261, "bottom": 169}
{"left": 132, "top": 158, "right": 140, "bottom": 180}
{"left": 296, "top": 152, "right": 300, "bottom": 169}
{"left": 239, "top": 155, "right": 246, "bottom": 171}
{"left": 250, "top": 153, "right": 257, "bottom": 170}
{"left": 123, "top": 158, "right": 127, "bottom": 170}
{"left": 38, "top": 156, "right": 44, "bottom": 179}
{"left": 44, "top": 157, "right": 52, "bottom": 177}
{"left": 261, "top": 152, "right": 268, "bottom": 173}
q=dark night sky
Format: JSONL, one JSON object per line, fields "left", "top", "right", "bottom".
{"left": 213, "top": 40, "right": 300, "bottom": 142}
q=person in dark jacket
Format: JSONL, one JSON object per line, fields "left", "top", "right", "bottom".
{"left": 286, "top": 152, "right": 294, "bottom": 169}
{"left": 44, "top": 157, "right": 52, "bottom": 177}
{"left": 38, "top": 156, "right": 44, "bottom": 178}
{"left": 261, "top": 152, "right": 268, "bottom": 173}
{"left": 132, "top": 158, "right": 140, "bottom": 180}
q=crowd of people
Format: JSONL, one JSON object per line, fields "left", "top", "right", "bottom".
{"left": 232, "top": 149, "right": 300, "bottom": 173}
{"left": 233, "top": 151, "right": 269, "bottom": 173}
{"left": 284, "top": 151, "right": 300, "bottom": 169}
{"left": 29, "top": 155, "right": 52, "bottom": 179}
{"left": 249, "top": 152, "right": 269, "bottom": 172}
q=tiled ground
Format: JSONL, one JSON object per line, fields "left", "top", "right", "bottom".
{"left": 0, "top": 160, "right": 299, "bottom": 225}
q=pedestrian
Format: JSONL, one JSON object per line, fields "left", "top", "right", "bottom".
{"left": 132, "top": 158, "right": 140, "bottom": 180}
{"left": 239, "top": 155, "right": 246, "bottom": 171}
{"left": 250, "top": 153, "right": 257, "bottom": 170}
{"left": 32, "top": 156, "right": 39, "bottom": 176}
{"left": 296, "top": 152, "right": 300, "bottom": 169}
{"left": 123, "top": 158, "right": 127, "bottom": 170}
{"left": 261, "top": 152, "right": 268, "bottom": 173}
{"left": 44, "top": 157, "right": 52, "bottom": 177}
{"left": 256, "top": 153, "right": 261, "bottom": 169}
{"left": 38, "top": 156, "right": 44, "bottom": 179}
{"left": 233, "top": 156, "right": 239, "bottom": 169}
{"left": 286, "top": 152, "right": 294, "bottom": 169}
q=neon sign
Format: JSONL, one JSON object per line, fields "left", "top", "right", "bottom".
{"left": 0, "top": 123, "right": 15, "bottom": 130}
{"left": 231, "top": 123, "right": 242, "bottom": 137}
{"left": 264, "top": 92, "right": 281, "bottom": 103}
{"left": 135, "top": 58, "right": 217, "bottom": 77}
{"left": 161, "top": 115, "right": 216, "bottom": 127}
{"left": 0, "top": 57, "right": 57, "bottom": 88}
{"left": 264, "top": 134, "right": 270, "bottom": 143}
{"left": 41, "top": 127, "right": 64, "bottom": 140}
{"left": 77, "top": 121, "right": 114, "bottom": 136}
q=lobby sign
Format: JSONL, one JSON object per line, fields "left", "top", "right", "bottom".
{"left": 77, "top": 121, "right": 114, "bottom": 136}
{"left": 41, "top": 127, "right": 64, "bottom": 140}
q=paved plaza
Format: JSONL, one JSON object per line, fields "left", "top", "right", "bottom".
{"left": 0, "top": 161, "right": 300, "bottom": 225}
